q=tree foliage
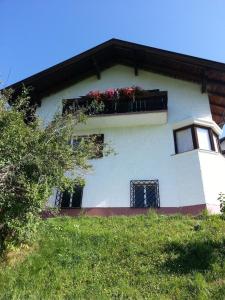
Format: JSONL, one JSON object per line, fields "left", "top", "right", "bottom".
{"left": 218, "top": 192, "right": 225, "bottom": 214}
{"left": 0, "top": 87, "right": 106, "bottom": 250}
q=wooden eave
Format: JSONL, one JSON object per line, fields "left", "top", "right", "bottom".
{"left": 5, "top": 38, "right": 225, "bottom": 125}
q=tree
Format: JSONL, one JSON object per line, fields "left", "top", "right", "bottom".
{"left": 0, "top": 87, "right": 107, "bottom": 251}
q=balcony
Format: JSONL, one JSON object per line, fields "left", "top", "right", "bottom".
{"left": 63, "top": 89, "right": 168, "bottom": 129}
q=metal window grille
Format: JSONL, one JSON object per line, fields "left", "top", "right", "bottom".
{"left": 55, "top": 186, "right": 83, "bottom": 208}
{"left": 130, "top": 180, "right": 160, "bottom": 208}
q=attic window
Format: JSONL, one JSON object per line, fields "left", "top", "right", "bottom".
{"left": 174, "top": 125, "right": 220, "bottom": 154}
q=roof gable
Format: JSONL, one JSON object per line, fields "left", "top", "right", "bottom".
{"left": 6, "top": 38, "right": 225, "bottom": 125}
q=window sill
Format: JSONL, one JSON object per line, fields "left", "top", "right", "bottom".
{"left": 171, "top": 148, "right": 221, "bottom": 157}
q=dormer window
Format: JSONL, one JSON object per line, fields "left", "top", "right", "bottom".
{"left": 174, "top": 125, "right": 220, "bottom": 154}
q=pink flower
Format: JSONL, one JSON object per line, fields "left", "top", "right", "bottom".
{"left": 105, "top": 88, "right": 116, "bottom": 99}
{"left": 121, "top": 87, "right": 135, "bottom": 97}
{"left": 87, "top": 90, "right": 101, "bottom": 101}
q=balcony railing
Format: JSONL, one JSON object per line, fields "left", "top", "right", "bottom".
{"left": 63, "top": 89, "right": 168, "bottom": 116}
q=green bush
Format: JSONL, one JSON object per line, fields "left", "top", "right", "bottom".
{"left": 218, "top": 192, "right": 225, "bottom": 214}
{"left": 0, "top": 87, "right": 107, "bottom": 251}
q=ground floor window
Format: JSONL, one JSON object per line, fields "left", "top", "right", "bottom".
{"left": 130, "top": 180, "right": 160, "bottom": 208}
{"left": 55, "top": 186, "right": 83, "bottom": 208}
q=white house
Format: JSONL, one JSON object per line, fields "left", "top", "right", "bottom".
{"left": 9, "top": 39, "right": 225, "bottom": 215}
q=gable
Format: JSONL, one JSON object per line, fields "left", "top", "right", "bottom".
{"left": 6, "top": 38, "right": 225, "bottom": 125}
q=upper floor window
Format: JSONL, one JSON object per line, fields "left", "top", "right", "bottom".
{"left": 72, "top": 134, "right": 104, "bottom": 159}
{"left": 175, "top": 127, "right": 194, "bottom": 153}
{"left": 174, "top": 125, "right": 220, "bottom": 154}
{"left": 220, "top": 138, "right": 225, "bottom": 155}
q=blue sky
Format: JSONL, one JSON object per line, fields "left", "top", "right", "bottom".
{"left": 1, "top": 0, "right": 225, "bottom": 86}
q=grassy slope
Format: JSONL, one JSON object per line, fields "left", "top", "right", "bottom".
{"left": 0, "top": 214, "right": 225, "bottom": 299}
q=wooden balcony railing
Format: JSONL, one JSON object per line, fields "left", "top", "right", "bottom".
{"left": 63, "top": 90, "right": 167, "bottom": 116}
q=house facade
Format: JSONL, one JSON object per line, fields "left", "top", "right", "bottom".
{"left": 9, "top": 39, "right": 225, "bottom": 215}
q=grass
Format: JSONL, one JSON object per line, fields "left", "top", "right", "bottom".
{"left": 0, "top": 213, "right": 225, "bottom": 299}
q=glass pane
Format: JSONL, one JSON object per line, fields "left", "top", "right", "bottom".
{"left": 146, "top": 184, "right": 157, "bottom": 208}
{"left": 221, "top": 141, "right": 225, "bottom": 152}
{"left": 71, "top": 186, "right": 83, "bottom": 208}
{"left": 61, "top": 190, "right": 71, "bottom": 208}
{"left": 196, "top": 127, "right": 212, "bottom": 151}
{"left": 213, "top": 134, "right": 219, "bottom": 152}
{"left": 176, "top": 128, "right": 194, "bottom": 153}
{"left": 134, "top": 185, "right": 145, "bottom": 208}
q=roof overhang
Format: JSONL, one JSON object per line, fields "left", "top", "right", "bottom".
{"left": 5, "top": 38, "right": 225, "bottom": 126}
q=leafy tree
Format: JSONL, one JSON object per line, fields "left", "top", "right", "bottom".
{"left": 0, "top": 87, "right": 107, "bottom": 251}
{"left": 218, "top": 192, "right": 225, "bottom": 214}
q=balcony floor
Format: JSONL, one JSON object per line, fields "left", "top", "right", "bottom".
{"left": 75, "top": 110, "right": 167, "bottom": 130}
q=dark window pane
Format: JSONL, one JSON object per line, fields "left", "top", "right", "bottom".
{"left": 61, "top": 190, "right": 71, "bottom": 208}
{"left": 146, "top": 185, "right": 157, "bottom": 208}
{"left": 134, "top": 185, "right": 145, "bottom": 208}
{"left": 71, "top": 186, "right": 83, "bottom": 208}
{"left": 131, "top": 180, "right": 160, "bottom": 208}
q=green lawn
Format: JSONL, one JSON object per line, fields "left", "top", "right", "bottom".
{"left": 0, "top": 213, "right": 225, "bottom": 299}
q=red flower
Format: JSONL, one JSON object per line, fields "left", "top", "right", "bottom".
{"left": 121, "top": 87, "right": 135, "bottom": 97}
{"left": 105, "top": 88, "right": 116, "bottom": 99}
{"left": 87, "top": 90, "right": 101, "bottom": 101}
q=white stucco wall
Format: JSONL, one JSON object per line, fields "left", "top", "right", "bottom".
{"left": 38, "top": 65, "right": 224, "bottom": 210}
{"left": 37, "top": 65, "right": 211, "bottom": 125}
{"left": 198, "top": 151, "right": 225, "bottom": 213}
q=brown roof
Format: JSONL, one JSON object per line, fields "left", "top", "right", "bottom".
{"left": 6, "top": 38, "right": 225, "bottom": 125}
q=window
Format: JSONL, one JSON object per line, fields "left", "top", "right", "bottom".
{"left": 213, "top": 133, "right": 220, "bottom": 153}
{"left": 130, "top": 180, "right": 160, "bottom": 208}
{"left": 220, "top": 138, "right": 225, "bottom": 155}
{"left": 196, "top": 127, "right": 212, "bottom": 151}
{"left": 55, "top": 186, "right": 83, "bottom": 208}
{"left": 174, "top": 125, "right": 220, "bottom": 154}
{"left": 72, "top": 134, "right": 104, "bottom": 159}
{"left": 176, "top": 128, "right": 194, "bottom": 153}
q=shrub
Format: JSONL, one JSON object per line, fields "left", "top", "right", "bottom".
{"left": 0, "top": 87, "right": 109, "bottom": 251}
{"left": 218, "top": 192, "right": 225, "bottom": 214}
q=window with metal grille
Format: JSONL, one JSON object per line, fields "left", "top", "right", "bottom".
{"left": 130, "top": 180, "right": 160, "bottom": 208}
{"left": 55, "top": 186, "right": 83, "bottom": 208}
{"left": 72, "top": 134, "right": 104, "bottom": 159}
